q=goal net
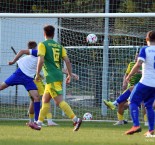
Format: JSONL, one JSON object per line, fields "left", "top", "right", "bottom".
{"left": 0, "top": 0, "right": 155, "bottom": 122}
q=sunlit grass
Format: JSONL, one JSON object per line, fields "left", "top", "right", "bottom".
{"left": 0, "top": 121, "right": 154, "bottom": 145}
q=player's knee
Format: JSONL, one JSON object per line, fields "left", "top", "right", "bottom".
{"left": 32, "top": 95, "right": 40, "bottom": 102}
{"left": 0, "top": 83, "right": 8, "bottom": 90}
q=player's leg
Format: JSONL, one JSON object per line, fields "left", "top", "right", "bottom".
{"left": 153, "top": 100, "right": 155, "bottom": 126}
{"left": 1, "top": 68, "right": 23, "bottom": 90}
{"left": 143, "top": 96, "right": 155, "bottom": 136}
{"left": 53, "top": 94, "right": 82, "bottom": 131}
{"left": 28, "top": 92, "right": 51, "bottom": 130}
{"left": 46, "top": 110, "right": 58, "bottom": 126}
{"left": 141, "top": 103, "right": 148, "bottom": 126}
{"left": 0, "top": 82, "right": 9, "bottom": 90}
{"left": 50, "top": 82, "right": 82, "bottom": 131}
{"left": 28, "top": 82, "right": 82, "bottom": 131}
{"left": 114, "top": 101, "right": 128, "bottom": 125}
{"left": 51, "top": 82, "right": 82, "bottom": 131}
{"left": 103, "top": 86, "right": 133, "bottom": 110}
{"left": 26, "top": 89, "right": 35, "bottom": 124}
{"left": 125, "top": 83, "right": 143, "bottom": 135}
{"left": 125, "top": 83, "right": 154, "bottom": 135}
{"left": 29, "top": 90, "right": 40, "bottom": 122}
{"left": 35, "top": 80, "right": 58, "bottom": 126}
{"left": 27, "top": 99, "right": 35, "bottom": 123}
{"left": 153, "top": 100, "right": 155, "bottom": 109}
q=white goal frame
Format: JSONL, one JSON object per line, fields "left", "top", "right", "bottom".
{"left": 0, "top": 13, "right": 154, "bottom": 120}
{"left": 0, "top": 13, "right": 155, "bottom": 18}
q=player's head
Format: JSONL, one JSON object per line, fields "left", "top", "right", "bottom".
{"left": 43, "top": 25, "right": 55, "bottom": 39}
{"left": 27, "top": 41, "right": 37, "bottom": 49}
{"left": 146, "top": 30, "right": 155, "bottom": 45}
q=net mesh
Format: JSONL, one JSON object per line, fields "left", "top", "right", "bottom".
{"left": 0, "top": 0, "right": 155, "bottom": 121}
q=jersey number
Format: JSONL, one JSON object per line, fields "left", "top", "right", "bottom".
{"left": 52, "top": 48, "right": 60, "bottom": 68}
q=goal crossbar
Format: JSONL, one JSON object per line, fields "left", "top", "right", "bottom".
{"left": 0, "top": 13, "right": 155, "bottom": 18}
{"left": 65, "top": 46, "right": 139, "bottom": 49}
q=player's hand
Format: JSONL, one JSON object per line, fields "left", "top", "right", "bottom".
{"left": 71, "top": 73, "right": 79, "bottom": 80}
{"left": 66, "top": 75, "right": 71, "bottom": 84}
{"left": 122, "top": 83, "right": 127, "bottom": 91}
{"left": 8, "top": 61, "right": 15, "bottom": 65}
{"left": 35, "top": 74, "right": 41, "bottom": 81}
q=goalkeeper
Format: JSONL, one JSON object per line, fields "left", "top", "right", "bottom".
{"left": 103, "top": 49, "right": 144, "bottom": 125}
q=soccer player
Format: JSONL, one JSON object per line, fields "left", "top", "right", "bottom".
{"left": 125, "top": 30, "right": 155, "bottom": 136}
{"left": 103, "top": 50, "right": 142, "bottom": 125}
{"left": 28, "top": 25, "right": 82, "bottom": 131}
{"left": 0, "top": 41, "right": 40, "bottom": 122}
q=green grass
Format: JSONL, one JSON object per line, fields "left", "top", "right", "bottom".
{"left": 0, "top": 121, "right": 154, "bottom": 145}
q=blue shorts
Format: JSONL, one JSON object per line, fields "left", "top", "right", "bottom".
{"left": 5, "top": 68, "right": 37, "bottom": 91}
{"left": 130, "top": 82, "right": 155, "bottom": 108}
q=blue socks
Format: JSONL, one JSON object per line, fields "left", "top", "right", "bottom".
{"left": 116, "top": 89, "right": 131, "bottom": 104}
{"left": 146, "top": 107, "right": 154, "bottom": 131}
{"left": 34, "top": 102, "right": 40, "bottom": 121}
{"left": 129, "top": 103, "right": 139, "bottom": 126}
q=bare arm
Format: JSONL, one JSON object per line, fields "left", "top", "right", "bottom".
{"left": 8, "top": 50, "right": 30, "bottom": 65}
{"left": 35, "top": 56, "right": 44, "bottom": 81}
{"left": 126, "top": 60, "right": 143, "bottom": 83}
{"left": 122, "top": 74, "right": 128, "bottom": 91}
{"left": 63, "top": 56, "right": 72, "bottom": 84}
{"left": 63, "top": 56, "right": 72, "bottom": 76}
{"left": 62, "top": 68, "right": 79, "bottom": 80}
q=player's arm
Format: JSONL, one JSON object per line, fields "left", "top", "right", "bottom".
{"left": 35, "top": 43, "right": 45, "bottom": 81}
{"left": 8, "top": 49, "right": 30, "bottom": 65}
{"left": 122, "top": 63, "right": 130, "bottom": 90}
{"left": 62, "top": 68, "right": 79, "bottom": 80}
{"left": 62, "top": 47, "right": 72, "bottom": 84}
{"left": 122, "top": 73, "right": 128, "bottom": 90}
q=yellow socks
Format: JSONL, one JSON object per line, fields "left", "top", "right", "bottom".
{"left": 46, "top": 112, "right": 52, "bottom": 119}
{"left": 29, "top": 113, "right": 34, "bottom": 122}
{"left": 59, "top": 101, "right": 75, "bottom": 119}
{"left": 117, "top": 112, "right": 123, "bottom": 121}
{"left": 144, "top": 114, "right": 147, "bottom": 122}
{"left": 38, "top": 103, "right": 50, "bottom": 122}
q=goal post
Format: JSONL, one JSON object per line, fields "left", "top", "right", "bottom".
{"left": 0, "top": 13, "right": 155, "bottom": 121}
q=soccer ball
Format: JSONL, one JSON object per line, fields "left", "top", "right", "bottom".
{"left": 83, "top": 112, "right": 93, "bottom": 120}
{"left": 86, "top": 34, "right": 97, "bottom": 44}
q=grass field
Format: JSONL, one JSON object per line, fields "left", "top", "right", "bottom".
{"left": 0, "top": 120, "right": 154, "bottom": 145}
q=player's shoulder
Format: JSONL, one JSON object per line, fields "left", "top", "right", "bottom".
{"left": 139, "top": 46, "right": 149, "bottom": 52}
{"left": 30, "top": 49, "right": 38, "bottom": 57}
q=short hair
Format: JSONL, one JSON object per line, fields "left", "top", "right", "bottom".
{"left": 43, "top": 25, "right": 55, "bottom": 38}
{"left": 146, "top": 31, "right": 155, "bottom": 42}
{"left": 27, "top": 41, "right": 37, "bottom": 49}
